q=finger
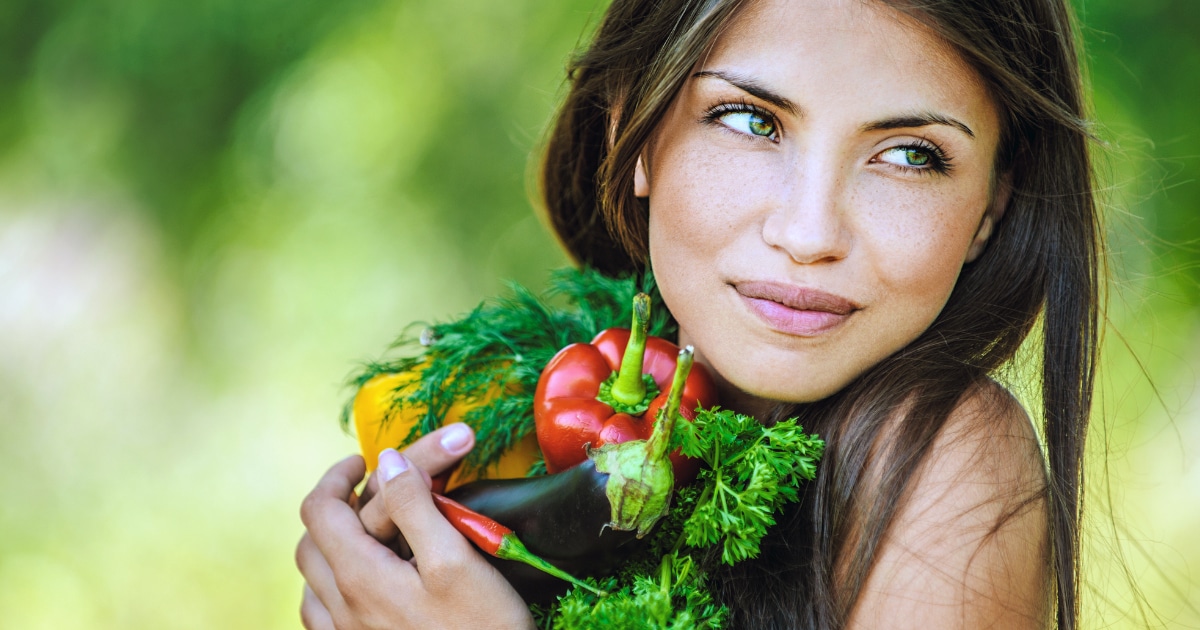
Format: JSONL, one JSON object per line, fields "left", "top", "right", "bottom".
{"left": 295, "top": 533, "right": 344, "bottom": 621}
{"left": 358, "top": 465, "right": 433, "bottom": 545}
{"left": 358, "top": 427, "right": 454, "bottom": 542}
{"left": 391, "top": 422, "right": 475, "bottom": 476}
{"left": 300, "top": 456, "right": 367, "bottom": 544}
{"left": 360, "top": 423, "right": 471, "bottom": 508}
{"left": 359, "top": 470, "right": 380, "bottom": 507}
{"left": 306, "top": 455, "right": 367, "bottom": 507}
{"left": 301, "top": 455, "right": 412, "bottom": 583}
{"left": 300, "top": 584, "right": 335, "bottom": 630}
{"left": 358, "top": 448, "right": 423, "bottom": 543}
{"left": 378, "top": 451, "right": 475, "bottom": 578}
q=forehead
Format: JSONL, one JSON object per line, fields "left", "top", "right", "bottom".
{"left": 703, "top": 0, "right": 997, "bottom": 131}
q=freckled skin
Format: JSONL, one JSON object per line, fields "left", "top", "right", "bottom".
{"left": 637, "top": 0, "right": 1005, "bottom": 411}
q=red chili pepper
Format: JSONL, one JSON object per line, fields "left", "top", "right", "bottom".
{"left": 533, "top": 293, "right": 718, "bottom": 477}
{"left": 432, "top": 494, "right": 508, "bottom": 554}
{"left": 431, "top": 493, "right": 604, "bottom": 595}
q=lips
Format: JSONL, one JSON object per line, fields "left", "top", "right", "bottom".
{"left": 733, "top": 281, "right": 860, "bottom": 336}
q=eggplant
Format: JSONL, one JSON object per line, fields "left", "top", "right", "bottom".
{"left": 446, "top": 458, "right": 646, "bottom": 603}
{"left": 445, "top": 346, "right": 696, "bottom": 604}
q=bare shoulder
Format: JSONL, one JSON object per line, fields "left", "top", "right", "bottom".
{"left": 847, "top": 380, "right": 1050, "bottom": 629}
{"left": 938, "top": 379, "right": 1046, "bottom": 490}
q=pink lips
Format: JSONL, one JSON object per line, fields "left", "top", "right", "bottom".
{"left": 734, "top": 281, "right": 859, "bottom": 336}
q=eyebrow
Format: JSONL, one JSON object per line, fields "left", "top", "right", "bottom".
{"left": 692, "top": 70, "right": 800, "bottom": 116}
{"left": 861, "top": 113, "right": 976, "bottom": 139}
{"left": 694, "top": 69, "right": 976, "bottom": 140}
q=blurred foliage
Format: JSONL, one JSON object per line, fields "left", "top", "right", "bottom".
{"left": 0, "top": 0, "right": 1196, "bottom": 628}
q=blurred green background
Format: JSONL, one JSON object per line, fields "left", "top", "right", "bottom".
{"left": 0, "top": 0, "right": 1195, "bottom": 627}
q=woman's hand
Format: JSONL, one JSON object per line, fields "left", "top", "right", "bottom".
{"left": 295, "top": 424, "right": 535, "bottom": 629}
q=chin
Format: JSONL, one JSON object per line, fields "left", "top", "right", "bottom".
{"left": 725, "top": 361, "right": 856, "bottom": 406}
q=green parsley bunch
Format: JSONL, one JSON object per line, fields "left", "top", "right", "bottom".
{"left": 538, "top": 407, "right": 824, "bottom": 629}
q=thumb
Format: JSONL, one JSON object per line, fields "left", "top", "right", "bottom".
{"left": 377, "top": 449, "right": 471, "bottom": 570}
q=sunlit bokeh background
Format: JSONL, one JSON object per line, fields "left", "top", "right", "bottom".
{"left": 0, "top": 0, "right": 1195, "bottom": 627}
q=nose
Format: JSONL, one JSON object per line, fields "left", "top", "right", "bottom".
{"left": 760, "top": 160, "right": 851, "bottom": 264}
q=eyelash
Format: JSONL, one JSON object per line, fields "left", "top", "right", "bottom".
{"left": 875, "top": 138, "right": 954, "bottom": 176}
{"left": 701, "top": 100, "right": 781, "bottom": 142}
{"left": 700, "top": 100, "right": 955, "bottom": 177}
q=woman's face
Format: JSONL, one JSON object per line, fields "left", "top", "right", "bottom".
{"left": 641, "top": 0, "right": 1005, "bottom": 412}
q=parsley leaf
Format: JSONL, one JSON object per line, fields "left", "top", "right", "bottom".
{"left": 543, "top": 407, "right": 824, "bottom": 627}
{"left": 678, "top": 407, "right": 824, "bottom": 564}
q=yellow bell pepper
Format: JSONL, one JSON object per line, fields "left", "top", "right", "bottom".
{"left": 352, "top": 370, "right": 541, "bottom": 491}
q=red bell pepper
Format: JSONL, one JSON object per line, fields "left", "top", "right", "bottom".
{"left": 533, "top": 293, "right": 718, "bottom": 477}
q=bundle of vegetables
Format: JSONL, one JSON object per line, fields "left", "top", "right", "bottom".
{"left": 344, "top": 268, "right": 677, "bottom": 482}
{"left": 343, "top": 268, "right": 824, "bottom": 627}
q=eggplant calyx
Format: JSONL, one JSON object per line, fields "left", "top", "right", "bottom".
{"left": 590, "top": 346, "right": 695, "bottom": 538}
{"left": 591, "top": 439, "right": 675, "bottom": 538}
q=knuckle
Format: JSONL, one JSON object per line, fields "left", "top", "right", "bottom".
{"left": 400, "top": 444, "right": 440, "bottom": 473}
{"left": 329, "top": 609, "right": 357, "bottom": 630}
{"left": 337, "top": 573, "right": 367, "bottom": 612}
{"left": 300, "top": 601, "right": 329, "bottom": 630}
{"left": 299, "top": 601, "right": 316, "bottom": 629}
{"left": 299, "top": 490, "right": 323, "bottom": 527}
{"left": 300, "top": 586, "right": 331, "bottom": 630}
{"left": 381, "top": 477, "right": 424, "bottom": 516}
{"left": 357, "top": 607, "right": 395, "bottom": 630}
{"left": 294, "top": 535, "right": 309, "bottom": 572}
{"left": 419, "top": 555, "right": 465, "bottom": 592}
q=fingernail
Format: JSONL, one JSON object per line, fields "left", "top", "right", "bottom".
{"left": 377, "top": 448, "right": 409, "bottom": 482}
{"left": 439, "top": 423, "right": 472, "bottom": 454}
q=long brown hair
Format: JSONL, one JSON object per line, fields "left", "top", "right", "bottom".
{"left": 540, "top": 0, "right": 1099, "bottom": 628}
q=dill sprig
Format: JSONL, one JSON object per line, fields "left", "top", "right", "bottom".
{"left": 340, "top": 267, "right": 675, "bottom": 475}
{"left": 539, "top": 407, "right": 824, "bottom": 628}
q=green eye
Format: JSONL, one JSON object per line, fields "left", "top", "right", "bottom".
{"left": 748, "top": 115, "right": 775, "bottom": 137}
{"left": 878, "top": 145, "right": 941, "bottom": 170}
{"left": 903, "top": 149, "right": 930, "bottom": 166}
{"left": 721, "top": 111, "right": 777, "bottom": 139}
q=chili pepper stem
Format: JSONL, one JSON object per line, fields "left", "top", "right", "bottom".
{"left": 646, "top": 346, "right": 694, "bottom": 461}
{"left": 495, "top": 534, "right": 607, "bottom": 597}
{"left": 432, "top": 494, "right": 605, "bottom": 597}
{"left": 609, "top": 293, "right": 652, "bottom": 406}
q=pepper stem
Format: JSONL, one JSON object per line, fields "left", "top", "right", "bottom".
{"left": 495, "top": 534, "right": 607, "bottom": 596}
{"left": 646, "top": 346, "right": 693, "bottom": 461}
{"left": 589, "top": 346, "right": 692, "bottom": 538}
{"left": 609, "top": 293, "right": 652, "bottom": 407}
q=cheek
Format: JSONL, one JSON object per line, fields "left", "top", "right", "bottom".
{"left": 649, "top": 146, "right": 766, "bottom": 236}
{"left": 855, "top": 180, "right": 987, "bottom": 308}
{"left": 646, "top": 147, "right": 763, "bottom": 287}
{"left": 859, "top": 181, "right": 988, "bottom": 338}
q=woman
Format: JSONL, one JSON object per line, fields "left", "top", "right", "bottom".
{"left": 296, "top": 0, "right": 1098, "bottom": 627}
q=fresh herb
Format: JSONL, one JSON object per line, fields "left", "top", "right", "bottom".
{"left": 536, "top": 554, "right": 726, "bottom": 630}
{"left": 341, "top": 267, "right": 674, "bottom": 474}
{"left": 678, "top": 407, "right": 824, "bottom": 564}
{"left": 538, "top": 407, "right": 824, "bottom": 628}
